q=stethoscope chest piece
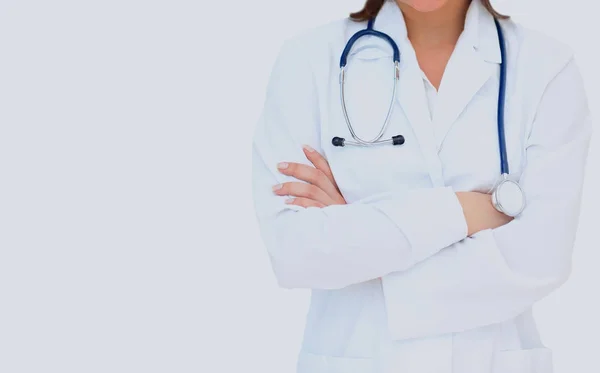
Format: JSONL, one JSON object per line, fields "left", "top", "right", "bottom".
{"left": 491, "top": 176, "right": 526, "bottom": 217}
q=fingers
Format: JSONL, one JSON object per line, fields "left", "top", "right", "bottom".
{"left": 302, "top": 145, "right": 337, "bottom": 187}
{"left": 277, "top": 161, "right": 339, "bottom": 199}
{"left": 273, "top": 146, "right": 347, "bottom": 206}
{"left": 284, "top": 197, "right": 325, "bottom": 208}
{"left": 273, "top": 181, "right": 333, "bottom": 205}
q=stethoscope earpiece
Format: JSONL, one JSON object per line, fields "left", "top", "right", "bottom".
{"left": 392, "top": 135, "right": 405, "bottom": 145}
{"left": 332, "top": 137, "right": 346, "bottom": 147}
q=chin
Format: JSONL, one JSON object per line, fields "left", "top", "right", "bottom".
{"left": 405, "top": 0, "right": 449, "bottom": 12}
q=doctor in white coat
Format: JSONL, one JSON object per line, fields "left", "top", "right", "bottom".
{"left": 252, "top": 0, "right": 592, "bottom": 372}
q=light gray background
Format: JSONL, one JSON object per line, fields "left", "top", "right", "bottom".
{"left": 0, "top": 0, "right": 597, "bottom": 372}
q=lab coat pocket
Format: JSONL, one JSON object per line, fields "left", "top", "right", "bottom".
{"left": 492, "top": 348, "right": 553, "bottom": 373}
{"left": 297, "top": 351, "right": 376, "bottom": 373}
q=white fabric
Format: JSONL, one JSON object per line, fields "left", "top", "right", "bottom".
{"left": 422, "top": 72, "right": 438, "bottom": 120}
{"left": 251, "top": 0, "right": 592, "bottom": 372}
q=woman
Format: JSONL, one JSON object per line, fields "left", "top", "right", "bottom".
{"left": 252, "top": 0, "right": 592, "bottom": 372}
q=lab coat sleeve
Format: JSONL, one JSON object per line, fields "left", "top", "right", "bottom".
{"left": 382, "top": 57, "right": 593, "bottom": 340}
{"left": 252, "top": 39, "right": 468, "bottom": 290}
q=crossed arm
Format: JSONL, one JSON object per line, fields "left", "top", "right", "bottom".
{"left": 272, "top": 144, "right": 512, "bottom": 236}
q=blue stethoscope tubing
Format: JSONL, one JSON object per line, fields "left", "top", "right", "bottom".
{"left": 341, "top": 18, "right": 401, "bottom": 66}
{"left": 495, "top": 17, "right": 509, "bottom": 175}
{"left": 332, "top": 16, "right": 526, "bottom": 216}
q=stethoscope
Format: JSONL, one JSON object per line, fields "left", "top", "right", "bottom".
{"left": 332, "top": 16, "right": 526, "bottom": 217}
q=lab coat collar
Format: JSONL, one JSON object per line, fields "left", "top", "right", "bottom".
{"left": 471, "top": 0, "right": 502, "bottom": 64}
{"left": 372, "top": 0, "right": 411, "bottom": 63}
{"left": 374, "top": 0, "right": 502, "bottom": 65}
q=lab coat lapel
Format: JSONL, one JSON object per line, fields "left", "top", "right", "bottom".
{"left": 433, "top": 46, "right": 496, "bottom": 149}
{"left": 433, "top": 0, "right": 502, "bottom": 150}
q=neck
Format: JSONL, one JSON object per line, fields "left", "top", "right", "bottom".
{"left": 397, "top": 0, "right": 471, "bottom": 48}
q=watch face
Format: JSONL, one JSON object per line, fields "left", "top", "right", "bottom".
{"left": 496, "top": 180, "right": 525, "bottom": 216}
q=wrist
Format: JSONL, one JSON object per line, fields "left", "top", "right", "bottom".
{"left": 456, "top": 191, "right": 492, "bottom": 236}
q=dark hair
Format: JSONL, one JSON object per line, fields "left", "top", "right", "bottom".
{"left": 350, "top": 0, "right": 509, "bottom": 22}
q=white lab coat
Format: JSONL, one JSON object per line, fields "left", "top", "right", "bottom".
{"left": 251, "top": 0, "right": 592, "bottom": 372}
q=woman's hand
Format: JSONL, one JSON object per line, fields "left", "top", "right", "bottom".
{"left": 456, "top": 191, "right": 514, "bottom": 236}
{"left": 272, "top": 145, "right": 346, "bottom": 207}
